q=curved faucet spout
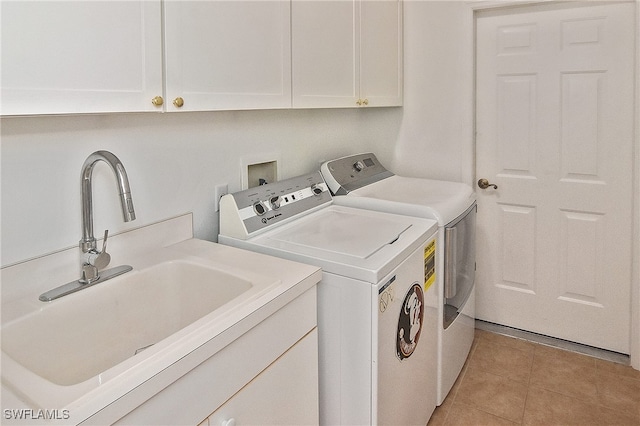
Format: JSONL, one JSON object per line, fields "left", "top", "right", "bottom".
{"left": 80, "top": 151, "right": 136, "bottom": 253}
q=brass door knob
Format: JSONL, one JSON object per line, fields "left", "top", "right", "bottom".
{"left": 362, "top": 99, "right": 369, "bottom": 106}
{"left": 478, "top": 178, "right": 498, "bottom": 190}
{"left": 151, "top": 96, "right": 164, "bottom": 107}
{"left": 173, "top": 97, "right": 184, "bottom": 108}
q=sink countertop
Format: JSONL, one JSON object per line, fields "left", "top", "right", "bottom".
{"left": 1, "top": 215, "right": 321, "bottom": 425}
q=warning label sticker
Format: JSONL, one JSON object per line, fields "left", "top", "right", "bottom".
{"left": 424, "top": 240, "right": 436, "bottom": 291}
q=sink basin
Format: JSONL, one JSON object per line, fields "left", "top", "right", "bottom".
{"left": 1, "top": 228, "right": 321, "bottom": 425}
{"left": 2, "top": 260, "right": 253, "bottom": 386}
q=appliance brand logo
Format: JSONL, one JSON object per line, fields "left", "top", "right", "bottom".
{"left": 261, "top": 213, "right": 282, "bottom": 224}
{"left": 396, "top": 283, "right": 424, "bottom": 360}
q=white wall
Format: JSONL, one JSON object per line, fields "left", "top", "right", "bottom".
{"left": 0, "top": 108, "right": 402, "bottom": 266}
{"left": 393, "top": 0, "right": 475, "bottom": 185}
{"left": 0, "top": 2, "right": 478, "bottom": 269}
{"left": 0, "top": 2, "right": 477, "bottom": 268}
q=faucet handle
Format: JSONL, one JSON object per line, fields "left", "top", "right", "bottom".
{"left": 87, "top": 250, "right": 111, "bottom": 270}
{"left": 101, "top": 229, "right": 109, "bottom": 253}
{"left": 86, "top": 230, "right": 111, "bottom": 270}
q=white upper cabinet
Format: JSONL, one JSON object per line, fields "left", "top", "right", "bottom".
{"left": 359, "top": 0, "right": 403, "bottom": 107}
{"left": 0, "top": 1, "right": 163, "bottom": 116}
{"left": 2, "top": 1, "right": 401, "bottom": 115}
{"left": 292, "top": 0, "right": 402, "bottom": 108}
{"left": 292, "top": 1, "right": 358, "bottom": 108}
{"left": 163, "top": 1, "right": 292, "bottom": 112}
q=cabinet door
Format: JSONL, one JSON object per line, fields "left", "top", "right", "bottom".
{"left": 360, "top": 0, "right": 403, "bottom": 107}
{"left": 292, "top": 0, "right": 359, "bottom": 108}
{"left": 292, "top": 0, "right": 402, "bottom": 109}
{"left": 208, "top": 330, "right": 319, "bottom": 426}
{"left": 164, "top": 1, "right": 291, "bottom": 112}
{"left": 0, "top": 1, "right": 162, "bottom": 116}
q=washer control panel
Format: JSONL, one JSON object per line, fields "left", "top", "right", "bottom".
{"left": 321, "top": 152, "right": 394, "bottom": 195}
{"left": 219, "top": 171, "right": 331, "bottom": 239}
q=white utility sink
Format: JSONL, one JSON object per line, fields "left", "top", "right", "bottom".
{"left": 2, "top": 260, "right": 253, "bottom": 386}
{"left": 1, "top": 220, "right": 321, "bottom": 425}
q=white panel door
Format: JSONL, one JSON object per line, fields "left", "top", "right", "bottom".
{"left": 475, "top": 2, "right": 635, "bottom": 353}
{"left": 164, "top": 1, "right": 291, "bottom": 111}
{"left": 0, "top": 1, "right": 163, "bottom": 115}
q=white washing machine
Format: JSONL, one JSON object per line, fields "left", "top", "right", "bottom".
{"left": 321, "top": 153, "right": 476, "bottom": 405}
{"left": 219, "top": 172, "right": 439, "bottom": 426}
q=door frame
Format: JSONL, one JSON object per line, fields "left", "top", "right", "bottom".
{"left": 469, "top": 0, "right": 640, "bottom": 369}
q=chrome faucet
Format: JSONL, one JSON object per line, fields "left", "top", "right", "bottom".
{"left": 39, "top": 151, "right": 136, "bottom": 301}
{"left": 79, "top": 151, "right": 136, "bottom": 283}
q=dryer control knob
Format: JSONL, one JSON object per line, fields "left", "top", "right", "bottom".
{"left": 353, "top": 161, "right": 365, "bottom": 172}
{"left": 270, "top": 196, "right": 281, "bottom": 210}
{"left": 311, "top": 184, "right": 323, "bottom": 195}
{"left": 253, "top": 201, "right": 267, "bottom": 216}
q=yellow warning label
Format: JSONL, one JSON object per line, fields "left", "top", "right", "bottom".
{"left": 424, "top": 239, "right": 436, "bottom": 291}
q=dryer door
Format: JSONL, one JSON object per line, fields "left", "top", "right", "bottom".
{"left": 443, "top": 203, "right": 476, "bottom": 329}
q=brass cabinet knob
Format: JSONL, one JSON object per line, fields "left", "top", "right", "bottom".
{"left": 151, "top": 96, "right": 164, "bottom": 107}
{"left": 173, "top": 97, "right": 184, "bottom": 108}
{"left": 362, "top": 99, "right": 369, "bottom": 106}
{"left": 356, "top": 99, "right": 362, "bottom": 106}
{"left": 356, "top": 99, "right": 369, "bottom": 106}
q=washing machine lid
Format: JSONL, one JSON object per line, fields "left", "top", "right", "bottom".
{"left": 271, "top": 208, "right": 409, "bottom": 258}
{"left": 249, "top": 205, "right": 437, "bottom": 283}
{"left": 346, "top": 176, "right": 475, "bottom": 226}
{"left": 321, "top": 153, "right": 475, "bottom": 225}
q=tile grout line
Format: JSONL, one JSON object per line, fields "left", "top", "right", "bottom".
{"left": 435, "top": 332, "right": 480, "bottom": 425}
{"left": 520, "top": 335, "right": 538, "bottom": 426}
{"left": 439, "top": 336, "right": 474, "bottom": 425}
{"left": 434, "top": 327, "right": 640, "bottom": 425}
{"left": 475, "top": 320, "right": 630, "bottom": 365}
{"left": 460, "top": 330, "right": 529, "bottom": 425}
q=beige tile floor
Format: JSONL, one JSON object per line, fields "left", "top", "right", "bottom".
{"left": 428, "top": 329, "right": 640, "bottom": 426}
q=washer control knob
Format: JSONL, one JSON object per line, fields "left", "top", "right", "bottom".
{"left": 353, "top": 161, "right": 365, "bottom": 172}
{"left": 270, "top": 196, "right": 281, "bottom": 210}
{"left": 311, "top": 184, "right": 323, "bottom": 195}
{"left": 253, "top": 201, "right": 267, "bottom": 216}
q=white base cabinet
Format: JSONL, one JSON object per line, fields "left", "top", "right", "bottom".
{"left": 207, "top": 329, "right": 319, "bottom": 426}
{"left": 104, "top": 287, "right": 318, "bottom": 426}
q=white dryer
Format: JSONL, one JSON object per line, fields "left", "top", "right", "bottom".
{"left": 219, "top": 172, "right": 439, "bottom": 426}
{"left": 321, "top": 153, "right": 476, "bottom": 405}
